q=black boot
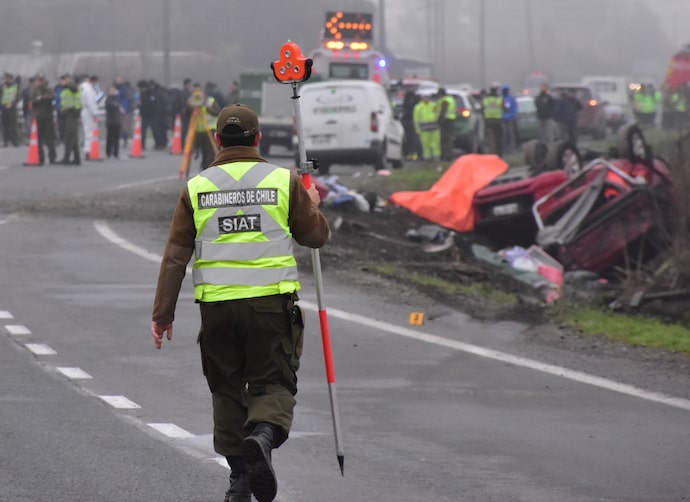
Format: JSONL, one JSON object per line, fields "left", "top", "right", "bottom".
{"left": 223, "top": 457, "right": 251, "bottom": 502}
{"left": 241, "top": 423, "right": 279, "bottom": 502}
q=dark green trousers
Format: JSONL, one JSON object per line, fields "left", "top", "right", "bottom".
{"left": 198, "top": 293, "right": 304, "bottom": 456}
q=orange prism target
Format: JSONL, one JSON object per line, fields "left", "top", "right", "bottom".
{"left": 271, "top": 41, "right": 312, "bottom": 83}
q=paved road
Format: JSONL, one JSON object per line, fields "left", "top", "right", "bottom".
{"left": 1, "top": 146, "right": 689, "bottom": 501}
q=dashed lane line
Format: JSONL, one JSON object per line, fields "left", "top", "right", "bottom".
{"left": 147, "top": 423, "right": 196, "bottom": 439}
{"left": 5, "top": 324, "right": 30, "bottom": 335}
{"left": 98, "top": 395, "right": 141, "bottom": 409}
{"left": 94, "top": 219, "right": 690, "bottom": 413}
{"left": 56, "top": 367, "right": 93, "bottom": 380}
{"left": 0, "top": 310, "right": 14, "bottom": 319}
{"left": 25, "top": 343, "right": 57, "bottom": 355}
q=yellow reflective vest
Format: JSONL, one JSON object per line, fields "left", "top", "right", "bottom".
{"left": 1, "top": 84, "right": 18, "bottom": 106}
{"left": 187, "top": 161, "right": 299, "bottom": 301}
{"left": 414, "top": 100, "right": 439, "bottom": 132}
{"left": 439, "top": 95, "right": 457, "bottom": 120}
{"left": 483, "top": 96, "right": 504, "bottom": 119}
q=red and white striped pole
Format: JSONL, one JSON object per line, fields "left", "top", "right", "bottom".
{"left": 272, "top": 41, "right": 344, "bottom": 476}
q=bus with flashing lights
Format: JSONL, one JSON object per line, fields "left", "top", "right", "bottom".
{"left": 309, "top": 11, "right": 390, "bottom": 85}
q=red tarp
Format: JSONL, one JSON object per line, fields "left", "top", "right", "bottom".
{"left": 389, "top": 154, "right": 509, "bottom": 232}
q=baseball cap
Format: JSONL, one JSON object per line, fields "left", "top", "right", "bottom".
{"left": 216, "top": 104, "right": 259, "bottom": 138}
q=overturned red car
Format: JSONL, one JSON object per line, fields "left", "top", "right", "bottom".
{"left": 472, "top": 126, "right": 677, "bottom": 274}
{"left": 533, "top": 155, "right": 675, "bottom": 274}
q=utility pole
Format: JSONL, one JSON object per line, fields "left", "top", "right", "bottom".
{"left": 525, "top": 0, "right": 536, "bottom": 70}
{"left": 379, "top": 0, "right": 387, "bottom": 54}
{"left": 479, "top": 0, "right": 486, "bottom": 87}
{"left": 163, "top": 0, "right": 171, "bottom": 87}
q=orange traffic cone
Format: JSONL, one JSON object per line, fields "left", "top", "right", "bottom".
{"left": 87, "top": 118, "right": 103, "bottom": 161}
{"left": 170, "top": 114, "right": 183, "bottom": 155}
{"left": 129, "top": 112, "right": 144, "bottom": 158}
{"left": 23, "top": 118, "right": 41, "bottom": 166}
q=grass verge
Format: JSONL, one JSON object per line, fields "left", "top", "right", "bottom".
{"left": 372, "top": 264, "right": 518, "bottom": 305}
{"left": 554, "top": 305, "right": 690, "bottom": 356}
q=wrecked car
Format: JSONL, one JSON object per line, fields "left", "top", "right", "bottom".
{"left": 472, "top": 141, "right": 583, "bottom": 248}
{"left": 533, "top": 152, "right": 675, "bottom": 275}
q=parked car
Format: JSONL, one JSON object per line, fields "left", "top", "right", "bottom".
{"left": 551, "top": 83, "right": 608, "bottom": 140}
{"left": 296, "top": 79, "right": 405, "bottom": 174}
{"left": 447, "top": 88, "right": 484, "bottom": 154}
{"left": 515, "top": 95, "right": 540, "bottom": 145}
{"left": 581, "top": 76, "right": 634, "bottom": 133}
{"left": 533, "top": 153, "right": 674, "bottom": 275}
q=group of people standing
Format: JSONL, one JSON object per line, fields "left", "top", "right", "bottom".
{"left": 0, "top": 72, "right": 241, "bottom": 168}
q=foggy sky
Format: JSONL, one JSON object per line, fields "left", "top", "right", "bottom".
{"left": 0, "top": 0, "right": 687, "bottom": 89}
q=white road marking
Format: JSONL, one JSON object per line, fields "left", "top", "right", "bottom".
{"left": 25, "top": 343, "right": 57, "bottom": 355}
{"left": 99, "top": 395, "right": 141, "bottom": 409}
{"left": 147, "top": 423, "right": 196, "bottom": 439}
{"left": 110, "top": 175, "right": 179, "bottom": 191}
{"left": 5, "top": 324, "right": 30, "bottom": 335}
{"left": 56, "top": 367, "right": 93, "bottom": 380}
{"left": 0, "top": 310, "right": 14, "bottom": 319}
{"left": 94, "top": 220, "right": 690, "bottom": 413}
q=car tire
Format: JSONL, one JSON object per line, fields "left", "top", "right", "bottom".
{"left": 373, "top": 140, "right": 387, "bottom": 171}
{"left": 545, "top": 141, "right": 583, "bottom": 177}
{"left": 523, "top": 139, "right": 549, "bottom": 174}
{"left": 391, "top": 156, "right": 404, "bottom": 169}
{"left": 617, "top": 124, "right": 651, "bottom": 164}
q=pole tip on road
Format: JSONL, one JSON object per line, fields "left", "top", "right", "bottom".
{"left": 338, "top": 455, "right": 344, "bottom": 476}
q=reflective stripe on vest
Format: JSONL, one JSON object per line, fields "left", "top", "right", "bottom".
{"left": 483, "top": 96, "right": 503, "bottom": 119}
{"left": 2, "top": 84, "right": 17, "bottom": 105}
{"left": 440, "top": 95, "right": 457, "bottom": 120}
{"left": 187, "top": 161, "right": 299, "bottom": 301}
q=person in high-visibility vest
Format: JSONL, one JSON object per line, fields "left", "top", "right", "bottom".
{"left": 1, "top": 72, "right": 21, "bottom": 147}
{"left": 669, "top": 89, "right": 688, "bottom": 128}
{"left": 413, "top": 92, "right": 441, "bottom": 161}
{"left": 633, "top": 84, "right": 659, "bottom": 126}
{"left": 482, "top": 83, "right": 505, "bottom": 157}
{"left": 151, "top": 104, "right": 330, "bottom": 502}
{"left": 437, "top": 87, "right": 457, "bottom": 161}
{"left": 187, "top": 82, "right": 221, "bottom": 171}
{"left": 58, "top": 73, "right": 82, "bottom": 165}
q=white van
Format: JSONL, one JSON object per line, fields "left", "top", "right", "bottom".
{"left": 581, "top": 76, "right": 634, "bottom": 132}
{"left": 295, "top": 80, "right": 404, "bottom": 173}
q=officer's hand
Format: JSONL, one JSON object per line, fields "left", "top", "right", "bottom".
{"left": 151, "top": 321, "right": 173, "bottom": 349}
{"left": 306, "top": 183, "right": 321, "bottom": 207}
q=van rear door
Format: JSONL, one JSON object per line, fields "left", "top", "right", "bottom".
{"left": 300, "top": 84, "right": 371, "bottom": 151}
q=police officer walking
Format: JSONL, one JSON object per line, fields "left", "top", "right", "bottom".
{"left": 59, "top": 74, "right": 82, "bottom": 165}
{"left": 151, "top": 104, "right": 330, "bottom": 502}
{"left": 437, "top": 87, "right": 456, "bottom": 161}
{"left": 1, "top": 72, "right": 21, "bottom": 147}
{"left": 30, "top": 73, "right": 57, "bottom": 165}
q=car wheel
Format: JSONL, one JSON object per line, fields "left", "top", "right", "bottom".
{"left": 468, "top": 129, "right": 479, "bottom": 153}
{"left": 373, "top": 140, "right": 387, "bottom": 171}
{"left": 523, "top": 139, "right": 549, "bottom": 174}
{"left": 617, "top": 124, "right": 650, "bottom": 163}
{"left": 391, "top": 156, "right": 404, "bottom": 169}
{"left": 545, "top": 141, "right": 583, "bottom": 177}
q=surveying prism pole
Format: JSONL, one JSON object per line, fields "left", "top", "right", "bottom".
{"left": 272, "top": 40, "right": 345, "bottom": 476}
